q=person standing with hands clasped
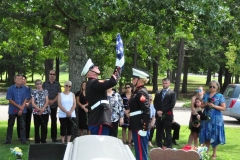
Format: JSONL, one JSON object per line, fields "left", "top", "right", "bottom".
{"left": 199, "top": 80, "right": 226, "bottom": 159}
{"left": 58, "top": 81, "right": 76, "bottom": 144}
{"left": 128, "top": 68, "right": 150, "bottom": 160}
{"left": 154, "top": 78, "right": 176, "bottom": 149}
{"left": 4, "top": 74, "right": 30, "bottom": 144}
{"left": 107, "top": 87, "right": 124, "bottom": 137}
{"left": 31, "top": 79, "right": 50, "bottom": 144}
{"left": 121, "top": 83, "right": 133, "bottom": 146}
{"left": 148, "top": 94, "right": 156, "bottom": 147}
{"left": 43, "top": 70, "right": 61, "bottom": 142}
{"left": 75, "top": 81, "right": 90, "bottom": 136}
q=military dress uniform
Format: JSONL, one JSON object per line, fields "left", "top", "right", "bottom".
{"left": 86, "top": 77, "right": 117, "bottom": 135}
{"left": 81, "top": 59, "right": 121, "bottom": 135}
{"left": 129, "top": 68, "right": 150, "bottom": 160}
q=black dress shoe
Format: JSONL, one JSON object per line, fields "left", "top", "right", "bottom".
{"left": 52, "top": 139, "right": 58, "bottom": 143}
{"left": 172, "top": 140, "right": 178, "bottom": 145}
{"left": 3, "top": 142, "right": 11, "bottom": 144}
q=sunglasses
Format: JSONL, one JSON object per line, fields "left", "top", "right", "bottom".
{"left": 209, "top": 86, "right": 216, "bottom": 89}
{"left": 65, "top": 85, "right": 71, "bottom": 88}
{"left": 36, "top": 83, "right": 42, "bottom": 85}
{"left": 49, "top": 73, "right": 55, "bottom": 75}
{"left": 196, "top": 89, "right": 202, "bottom": 92}
{"left": 125, "top": 87, "right": 131, "bottom": 89}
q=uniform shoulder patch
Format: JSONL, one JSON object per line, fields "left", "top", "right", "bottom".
{"left": 140, "top": 94, "right": 146, "bottom": 102}
{"left": 98, "top": 80, "right": 105, "bottom": 83}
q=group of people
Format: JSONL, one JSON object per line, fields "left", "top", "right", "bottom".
{"left": 3, "top": 57, "right": 226, "bottom": 160}
{"left": 4, "top": 70, "right": 77, "bottom": 144}
{"left": 187, "top": 82, "right": 226, "bottom": 159}
{"left": 79, "top": 59, "right": 181, "bottom": 160}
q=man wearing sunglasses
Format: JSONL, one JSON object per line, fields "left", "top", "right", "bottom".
{"left": 43, "top": 70, "right": 62, "bottom": 142}
{"left": 81, "top": 59, "right": 122, "bottom": 135}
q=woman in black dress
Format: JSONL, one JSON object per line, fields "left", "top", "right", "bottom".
{"left": 121, "top": 83, "right": 133, "bottom": 145}
{"left": 75, "top": 81, "right": 90, "bottom": 135}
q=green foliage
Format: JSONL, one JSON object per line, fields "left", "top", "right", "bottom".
{"left": 182, "top": 102, "right": 191, "bottom": 108}
{"left": 0, "top": 97, "right": 8, "bottom": 105}
{"left": 60, "top": 63, "right": 68, "bottom": 72}
{"left": 225, "top": 43, "right": 240, "bottom": 76}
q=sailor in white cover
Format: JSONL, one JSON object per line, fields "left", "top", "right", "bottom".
{"left": 57, "top": 81, "right": 76, "bottom": 144}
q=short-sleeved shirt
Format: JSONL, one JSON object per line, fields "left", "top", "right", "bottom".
{"left": 6, "top": 84, "right": 30, "bottom": 114}
{"left": 150, "top": 104, "right": 156, "bottom": 119}
{"left": 31, "top": 89, "right": 49, "bottom": 115}
{"left": 43, "top": 81, "right": 61, "bottom": 108}
{"left": 107, "top": 92, "right": 124, "bottom": 122}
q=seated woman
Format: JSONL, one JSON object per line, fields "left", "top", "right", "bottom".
{"left": 58, "top": 81, "right": 76, "bottom": 144}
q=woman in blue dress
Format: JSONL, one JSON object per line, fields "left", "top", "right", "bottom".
{"left": 200, "top": 80, "right": 226, "bottom": 159}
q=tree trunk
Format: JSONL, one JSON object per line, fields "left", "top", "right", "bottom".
{"left": 181, "top": 56, "right": 188, "bottom": 93}
{"left": 235, "top": 75, "right": 239, "bottom": 84}
{"left": 6, "top": 56, "right": 16, "bottom": 86}
{"left": 133, "top": 40, "right": 138, "bottom": 68}
{"left": 56, "top": 57, "right": 60, "bottom": 82}
{"left": 174, "top": 38, "right": 185, "bottom": 99}
{"left": 218, "top": 67, "right": 223, "bottom": 88}
{"left": 68, "top": 22, "right": 87, "bottom": 140}
{"left": 206, "top": 68, "right": 212, "bottom": 85}
{"left": 31, "top": 74, "right": 34, "bottom": 82}
{"left": 167, "top": 36, "right": 172, "bottom": 80}
{"left": 5, "top": 72, "right": 7, "bottom": 82}
{"left": 118, "top": 79, "right": 123, "bottom": 94}
{"left": 43, "top": 31, "right": 53, "bottom": 82}
{"left": 221, "top": 68, "right": 231, "bottom": 93}
{"left": 171, "top": 69, "right": 176, "bottom": 83}
{"left": 152, "top": 55, "right": 160, "bottom": 93}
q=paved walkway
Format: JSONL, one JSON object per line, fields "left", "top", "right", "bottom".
{"left": 1, "top": 104, "right": 239, "bottom": 127}
{"left": 0, "top": 92, "right": 239, "bottom": 127}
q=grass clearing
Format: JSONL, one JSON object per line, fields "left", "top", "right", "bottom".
{"left": 0, "top": 121, "right": 239, "bottom": 160}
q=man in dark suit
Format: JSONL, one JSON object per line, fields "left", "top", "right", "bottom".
{"left": 154, "top": 78, "right": 176, "bottom": 148}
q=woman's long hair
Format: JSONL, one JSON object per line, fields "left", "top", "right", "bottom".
{"left": 194, "top": 97, "right": 202, "bottom": 108}
{"left": 80, "top": 81, "right": 86, "bottom": 94}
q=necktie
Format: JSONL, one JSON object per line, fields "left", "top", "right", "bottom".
{"left": 162, "top": 89, "right": 166, "bottom": 100}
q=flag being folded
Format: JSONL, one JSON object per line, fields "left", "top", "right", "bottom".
{"left": 115, "top": 33, "right": 125, "bottom": 67}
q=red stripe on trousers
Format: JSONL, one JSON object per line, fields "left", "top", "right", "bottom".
{"left": 137, "top": 133, "right": 142, "bottom": 160}
{"left": 98, "top": 125, "right": 102, "bottom": 135}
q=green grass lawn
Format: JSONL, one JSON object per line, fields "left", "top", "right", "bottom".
{"left": 0, "top": 120, "right": 239, "bottom": 160}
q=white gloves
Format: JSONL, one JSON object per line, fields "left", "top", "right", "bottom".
{"left": 138, "top": 130, "right": 147, "bottom": 137}
{"left": 115, "top": 56, "right": 125, "bottom": 67}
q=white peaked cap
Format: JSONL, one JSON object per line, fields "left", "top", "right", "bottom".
{"left": 132, "top": 68, "right": 149, "bottom": 79}
{"left": 81, "top": 59, "right": 94, "bottom": 76}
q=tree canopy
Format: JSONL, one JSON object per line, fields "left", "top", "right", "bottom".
{"left": 0, "top": 0, "right": 240, "bottom": 95}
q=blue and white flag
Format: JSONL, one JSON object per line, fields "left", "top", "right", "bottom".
{"left": 115, "top": 33, "right": 125, "bottom": 67}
